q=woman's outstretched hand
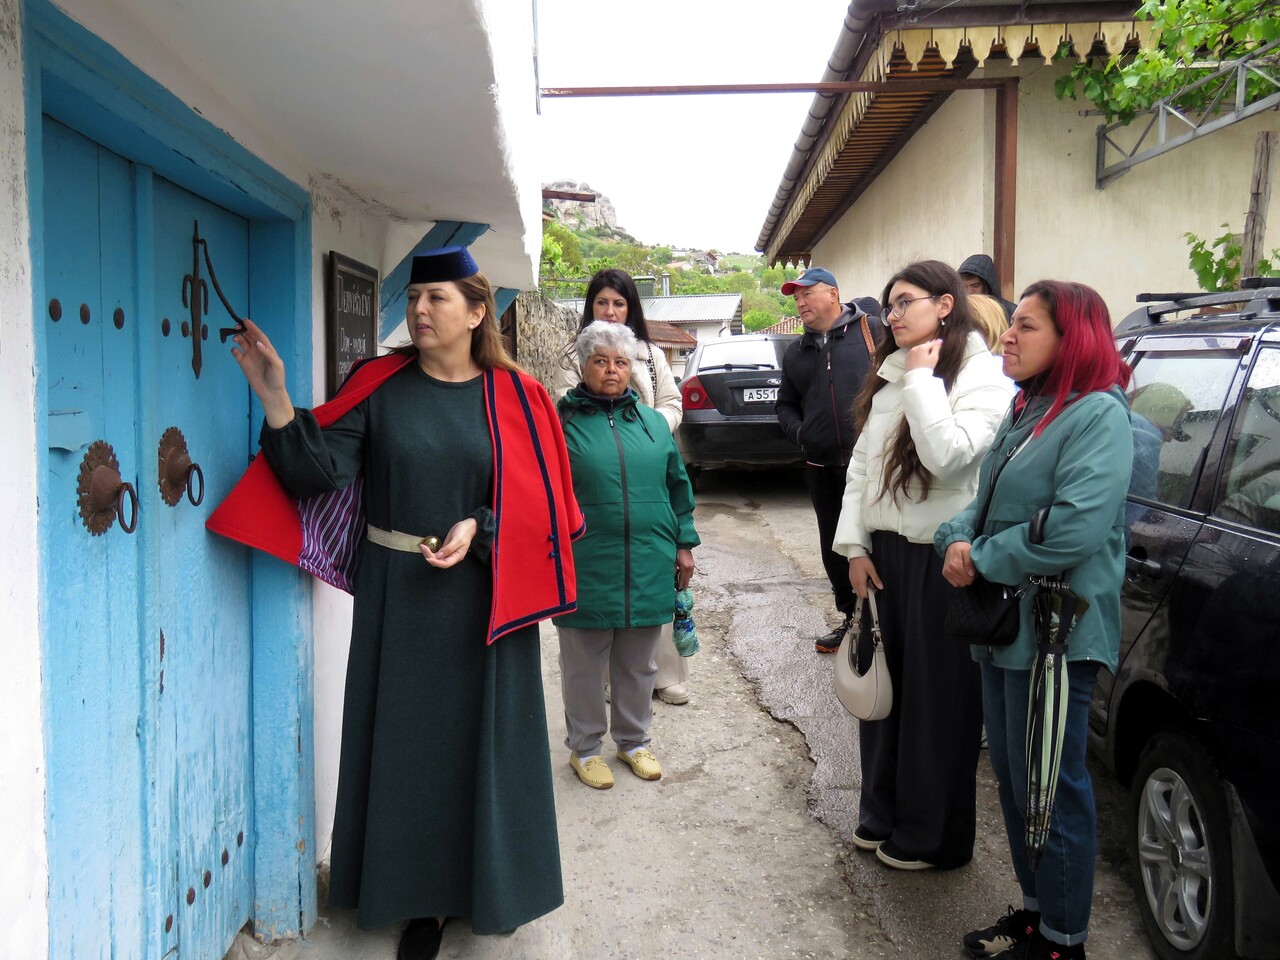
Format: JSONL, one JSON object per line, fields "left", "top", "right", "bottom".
{"left": 942, "top": 541, "right": 977, "bottom": 587}
{"left": 847, "top": 556, "right": 883, "bottom": 599}
{"left": 422, "top": 518, "right": 478, "bottom": 569}
{"left": 675, "top": 548, "right": 695, "bottom": 591}
{"left": 230, "top": 318, "right": 295, "bottom": 428}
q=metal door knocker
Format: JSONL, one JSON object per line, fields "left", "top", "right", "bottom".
{"left": 157, "top": 427, "right": 204, "bottom": 507}
{"left": 77, "top": 440, "right": 138, "bottom": 535}
{"left": 181, "top": 220, "right": 248, "bottom": 379}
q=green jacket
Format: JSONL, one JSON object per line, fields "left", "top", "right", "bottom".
{"left": 556, "top": 387, "right": 699, "bottom": 629}
{"left": 934, "top": 386, "right": 1133, "bottom": 671}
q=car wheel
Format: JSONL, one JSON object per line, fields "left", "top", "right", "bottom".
{"left": 1130, "top": 731, "right": 1235, "bottom": 960}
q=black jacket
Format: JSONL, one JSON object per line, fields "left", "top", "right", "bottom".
{"left": 958, "top": 253, "right": 1018, "bottom": 318}
{"left": 775, "top": 304, "right": 877, "bottom": 468}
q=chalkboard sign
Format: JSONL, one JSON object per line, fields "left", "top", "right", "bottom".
{"left": 326, "top": 253, "right": 380, "bottom": 398}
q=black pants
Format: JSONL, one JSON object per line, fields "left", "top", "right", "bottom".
{"left": 805, "top": 463, "right": 855, "bottom": 617}
{"left": 856, "top": 530, "right": 983, "bottom": 868}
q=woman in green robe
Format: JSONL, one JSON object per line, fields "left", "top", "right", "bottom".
{"left": 227, "top": 248, "right": 564, "bottom": 960}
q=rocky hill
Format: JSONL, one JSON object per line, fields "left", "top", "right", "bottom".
{"left": 542, "top": 180, "right": 622, "bottom": 234}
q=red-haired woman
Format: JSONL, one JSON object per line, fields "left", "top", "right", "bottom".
{"left": 936, "top": 281, "right": 1133, "bottom": 960}
{"left": 833, "top": 260, "right": 1014, "bottom": 871}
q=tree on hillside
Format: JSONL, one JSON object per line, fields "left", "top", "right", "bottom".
{"left": 743, "top": 309, "right": 777, "bottom": 331}
{"left": 1055, "top": 0, "right": 1280, "bottom": 123}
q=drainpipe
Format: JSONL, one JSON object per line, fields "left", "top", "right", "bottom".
{"left": 661, "top": 271, "right": 670, "bottom": 296}
{"left": 755, "top": 0, "right": 897, "bottom": 258}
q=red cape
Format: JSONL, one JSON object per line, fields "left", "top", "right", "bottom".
{"left": 207, "top": 354, "right": 584, "bottom": 643}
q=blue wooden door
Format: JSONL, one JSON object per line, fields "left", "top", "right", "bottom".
{"left": 40, "top": 117, "right": 255, "bottom": 960}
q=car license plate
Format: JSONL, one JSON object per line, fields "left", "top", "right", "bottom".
{"left": 743, "top": 387, "right": 778, "bottom": 403}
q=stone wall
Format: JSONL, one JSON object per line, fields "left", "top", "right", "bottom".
{"left": 516, "top": 289, "right": 579, "bottom": 390}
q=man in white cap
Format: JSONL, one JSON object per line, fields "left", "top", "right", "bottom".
{"left": 776, "top": 267, "right": 879, "bottom": 652}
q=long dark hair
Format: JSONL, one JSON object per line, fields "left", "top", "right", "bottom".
{"left": 579, "top": 268, "right": 652, "bottom": 343}
{"left": 851, "top": 260, "right": 979, "bottom": 505}
{"left": 1019, "top": 280, "right": 1130, "bottom": 436}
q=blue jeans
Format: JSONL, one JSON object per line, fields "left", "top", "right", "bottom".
{"left": 981, "top": 659, "right": 1100, "bottom": 947}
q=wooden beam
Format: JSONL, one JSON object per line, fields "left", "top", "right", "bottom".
{"left": 541, "top": 78, "right": 1016, "bottom": 98}
{"left": 994, "top": 81, "right": 1019, "bottom": 302}
{"left": 542, "top": 189, "right": 597, "bottom": 202}
{"left": 1241, "top": 131, "right": 1276, "bottom": 280}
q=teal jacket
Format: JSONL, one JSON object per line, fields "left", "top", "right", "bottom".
{"left": 556, "top": 387, "right": 699, "bottom": 629}
{"left": 934, "top": 386, "right": 1133, "bottom": 671}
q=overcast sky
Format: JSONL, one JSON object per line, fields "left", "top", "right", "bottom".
{"left": 533, "top": 1, "right": 852, "bottom": 255}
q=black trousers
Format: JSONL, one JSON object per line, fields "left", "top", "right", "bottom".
{"left": 805, "top": 463, "right": 856, "bottom": 617}
{"left": 856, "top": 530, "right": 983, "bottom": 868}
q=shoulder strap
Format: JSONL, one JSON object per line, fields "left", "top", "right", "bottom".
{"left": 859, "top": 313, "right": 877, "bottom": 362}
{"left": 644, "top": 342, "right": 658, "bottom": 401}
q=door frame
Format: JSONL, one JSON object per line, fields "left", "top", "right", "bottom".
{"left": 24, "top": 0, "right": 318, "bottom": 946}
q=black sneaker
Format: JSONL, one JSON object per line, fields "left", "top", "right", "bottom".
{"left": 963, "top": 906, "right": 1039, "bottom": 957}
{"left": 851, "top": 824, "right": 887, "bottom": 851}
{"left": 874, "top": 839, "right": 934, "bottom": 871}
{"left": 814, "top": 615, "right": 852, "bottom": 653}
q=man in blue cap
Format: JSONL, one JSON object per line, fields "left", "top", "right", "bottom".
{"left": 776, "top": 267, "right": 879, "bottom": 652}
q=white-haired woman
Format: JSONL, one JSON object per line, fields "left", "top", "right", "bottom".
{"left": 555, "top": 321, "right": 699, "bottom": 789}
{"left": 553, "top": 268, "right": 691, "bottom": 705}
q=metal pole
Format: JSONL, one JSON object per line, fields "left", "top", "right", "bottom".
{"left": 540, "top": 79, "right": 1017, "bottom": 97}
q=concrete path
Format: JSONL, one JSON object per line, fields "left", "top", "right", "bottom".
{"left": 227, "top": 470, "right": 1157, "bottom": 960}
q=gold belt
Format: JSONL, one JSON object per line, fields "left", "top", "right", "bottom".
{"left": 366, "top": 523, "right": 440, "bottom": 552}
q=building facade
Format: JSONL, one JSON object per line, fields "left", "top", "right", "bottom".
{"left": 1, "top": 2, "right": 542, "bottom": 957}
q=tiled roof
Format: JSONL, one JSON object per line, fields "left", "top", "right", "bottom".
{"left": 759, "top": 316, "right": 804, "bottom": 335}
{"left": 646, "top": 321, "right": 698, "bottom": 347}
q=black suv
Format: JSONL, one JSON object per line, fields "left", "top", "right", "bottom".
{"left": 1093, "top": 283, "right": 1280, "bottom": 960}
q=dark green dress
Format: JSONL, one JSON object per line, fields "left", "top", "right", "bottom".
{"left": 261, "top": 364, "right": 563, "bottom": 933}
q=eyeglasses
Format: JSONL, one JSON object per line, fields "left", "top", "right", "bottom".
{"left": 880, "top": 296, "right": 936, "bottom": 326}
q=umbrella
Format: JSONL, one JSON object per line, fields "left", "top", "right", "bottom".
{"left": 673, "top": 587, "right": 699, "bottom": 657}
{"left": 1024, "top": 571, "right": 1089, "bottom": 871}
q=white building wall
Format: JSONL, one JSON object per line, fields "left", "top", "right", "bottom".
{"left": 810, "top": 64, "right": 1280, "bottom": 320}
{"left": 1015, "top": 65, "right": 1280, "bottom": 317}
{"left": 305, "top": 175, "right": 394, "bottom": 865}
{"left": 0, "top": 2, "right": 49, "bottom": 956}
{"left": 812, "top": 90, "right": 989, "bottom": 299}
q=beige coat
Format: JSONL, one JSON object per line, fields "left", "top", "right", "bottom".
{"left": 552, "top": 338, "right": 683, "bottom": 433}
{"left": 833, "top": 332, "right": 1014, "bottom": 557}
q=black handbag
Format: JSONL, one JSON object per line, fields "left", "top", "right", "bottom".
{"left": 946, "top": 575, "right": 1021, "bottom": 645}
{"left": 945, "top": 404, "right": 1027, "bottom": 646}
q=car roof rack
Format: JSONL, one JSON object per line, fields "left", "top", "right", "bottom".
{"left": 1116, "top": 281, "right": 1280, "bottom": 333}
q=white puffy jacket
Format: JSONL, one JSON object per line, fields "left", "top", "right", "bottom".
{"left": 833, "top": 332, "right": 1014, "bottom": 558}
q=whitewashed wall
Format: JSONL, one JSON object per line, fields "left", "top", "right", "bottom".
{"left": 0, "top": 2, "right": 48, "bottom": 956}
{"left": 812, "top": 90, "right": 988, "bottom": 299}
{"left": 811, "top": 63, "right": 1280, "bottom": 320}
{"left": 305, "top": 176, "right": 394, "bottom": 864}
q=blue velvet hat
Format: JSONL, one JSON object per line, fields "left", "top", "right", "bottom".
{"left": 409, "top": 245, "right": 479, "bottom": 284}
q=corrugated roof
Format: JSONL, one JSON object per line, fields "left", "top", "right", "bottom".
{"left": 558, "top": 293, "right": 743, "bottom": 324}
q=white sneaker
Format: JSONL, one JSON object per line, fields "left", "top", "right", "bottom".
{"left": 655, "top": 683, "right": 689, "bottom": 705}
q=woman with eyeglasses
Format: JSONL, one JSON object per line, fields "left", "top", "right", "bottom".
{"left": 832, "top": 260, "right": 1014, "bottom": 871}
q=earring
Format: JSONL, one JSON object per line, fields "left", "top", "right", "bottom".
{"left": 940, "top": 318, "right": 947, "bottom": 327}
